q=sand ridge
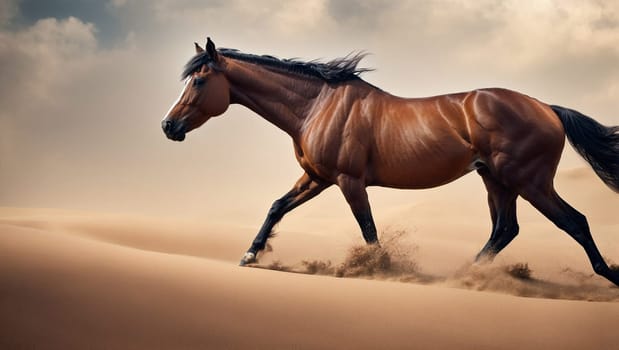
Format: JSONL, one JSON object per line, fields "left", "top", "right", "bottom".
{"left": 2, "top": 212, "right": 619, "bottom": 349}
{"left": 1, "top": 168, "right": 618, "bottom": 349}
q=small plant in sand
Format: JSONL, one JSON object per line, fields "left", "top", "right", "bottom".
{"left": 301, "top": 260, "right": 335, "bottom": 275}
{"left": 505, "top": 263, "right": 532, "bottom": 280}
{"left": 266, "top": 260, "right": 290, "bottom": 272}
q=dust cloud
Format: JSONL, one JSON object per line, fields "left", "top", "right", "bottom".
{"left": 252, "top": 230, "right": 619, "bottom": 302}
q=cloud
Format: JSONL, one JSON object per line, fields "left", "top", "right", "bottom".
{"left": 0, "top": 16, "right": 97, "bottom": 189}
{"left": 0, "top": 16, "right": 97, "bottom": 104}
{"left": 150, "top": 0, "right": 330, "bottom": 41}
{"left": 109, "top": 0, "right": 128, "bottom": 7}
{"left": 0, "top": 0, "right": 18, "bottom": 26}
{"left": 326, "top": 0, "right": 381, "bottom": 22}
{"left": 0, "top": 14, "right": 144, "bottom": 207}
{"left": 0, "top": 15, "right": 106, "bottom": 179}
{"left": 453, "top": 1, "right": 619, "bottom": 67}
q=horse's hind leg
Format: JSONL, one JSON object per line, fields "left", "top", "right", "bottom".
{"left": 475, "top": 169, "right": 519, "bottom": 262}
{"left": 521, "top": 185, "right": 619, "bottom": 286}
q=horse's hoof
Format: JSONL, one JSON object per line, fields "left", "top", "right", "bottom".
{"left": 239, "top": 252, "right": 256, "bottom": 266}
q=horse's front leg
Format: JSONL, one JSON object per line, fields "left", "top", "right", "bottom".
{"left": 240, "top": 173, "right": 330, "bottom": 265}
{"left": 337, "top": 174, "right": 379, "bottom": 244}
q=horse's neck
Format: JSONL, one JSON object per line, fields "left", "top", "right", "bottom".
{"left": 225, "top": 60, "right": 324, "bottom": 138}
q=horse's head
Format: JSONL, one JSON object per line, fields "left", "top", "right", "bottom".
{"left": 162, "top": 38, "right": 230, "bottom": 141}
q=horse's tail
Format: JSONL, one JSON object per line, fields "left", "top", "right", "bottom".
{"left": 550, "top": 105, "right": 619, "bottom": 193}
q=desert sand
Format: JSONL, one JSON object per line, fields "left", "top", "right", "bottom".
{"left": 1, "top": 168, "right": 619, "bottom": 349}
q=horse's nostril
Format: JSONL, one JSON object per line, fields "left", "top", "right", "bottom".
{"left": 162, "top": 120, "right": 173, "bottom": 132}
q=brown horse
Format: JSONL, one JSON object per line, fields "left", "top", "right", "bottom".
{"left": 162, "top": 38, "right": 619, "bottom": 286}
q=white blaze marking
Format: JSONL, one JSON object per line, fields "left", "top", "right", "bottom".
{"left": 162, "top": 80, "right": 190, "bottom": 122}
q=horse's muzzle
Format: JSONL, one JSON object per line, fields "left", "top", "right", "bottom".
{"left": 162, "top": 119, "right": 186, "bottom": 141}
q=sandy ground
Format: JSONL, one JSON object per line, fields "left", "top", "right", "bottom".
{"left": 1, "top": 168, "right": 619, "bottom": 349}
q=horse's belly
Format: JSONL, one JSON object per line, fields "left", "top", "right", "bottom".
{"left": 369, "top": 138, "right": 476, "bottom": 189}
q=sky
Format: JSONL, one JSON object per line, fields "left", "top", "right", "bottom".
{"left": 1, "top": 0, "right": 618, "bottom": 224}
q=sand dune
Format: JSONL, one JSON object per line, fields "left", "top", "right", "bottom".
{"left": 1, "top": 168, "right": 619, "bottom": 349}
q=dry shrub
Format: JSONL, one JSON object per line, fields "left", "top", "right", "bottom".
{"left": 505, "top": 263, "right": 532, "bottom": 280}
{"left": 266, "top": 260, "right": 290, "bottom": 272}
{"left": 302, "top": 260, "right": 335, "bottom": 275}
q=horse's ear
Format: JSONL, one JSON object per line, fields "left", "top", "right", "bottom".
{"left": 206, "top": 37, "right": 219, "bottom": 63}
{"left": 195, "top": 42, "right": 204, "bottom": 54}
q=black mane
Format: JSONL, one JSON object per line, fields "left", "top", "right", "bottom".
{"left": 181, "top": 48, "right": 373, "bottom": 83}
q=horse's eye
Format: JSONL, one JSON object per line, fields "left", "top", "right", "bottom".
{"left": 193, "top": 77, "right": 205, "bottom": 87}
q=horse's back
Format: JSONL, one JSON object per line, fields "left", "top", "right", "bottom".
{"left": 366, "top": 88, "right": 565, "bottom": 189}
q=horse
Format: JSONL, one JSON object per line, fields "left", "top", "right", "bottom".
{"left": 162, "top": 38, "right": 619, "bottom": 286}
